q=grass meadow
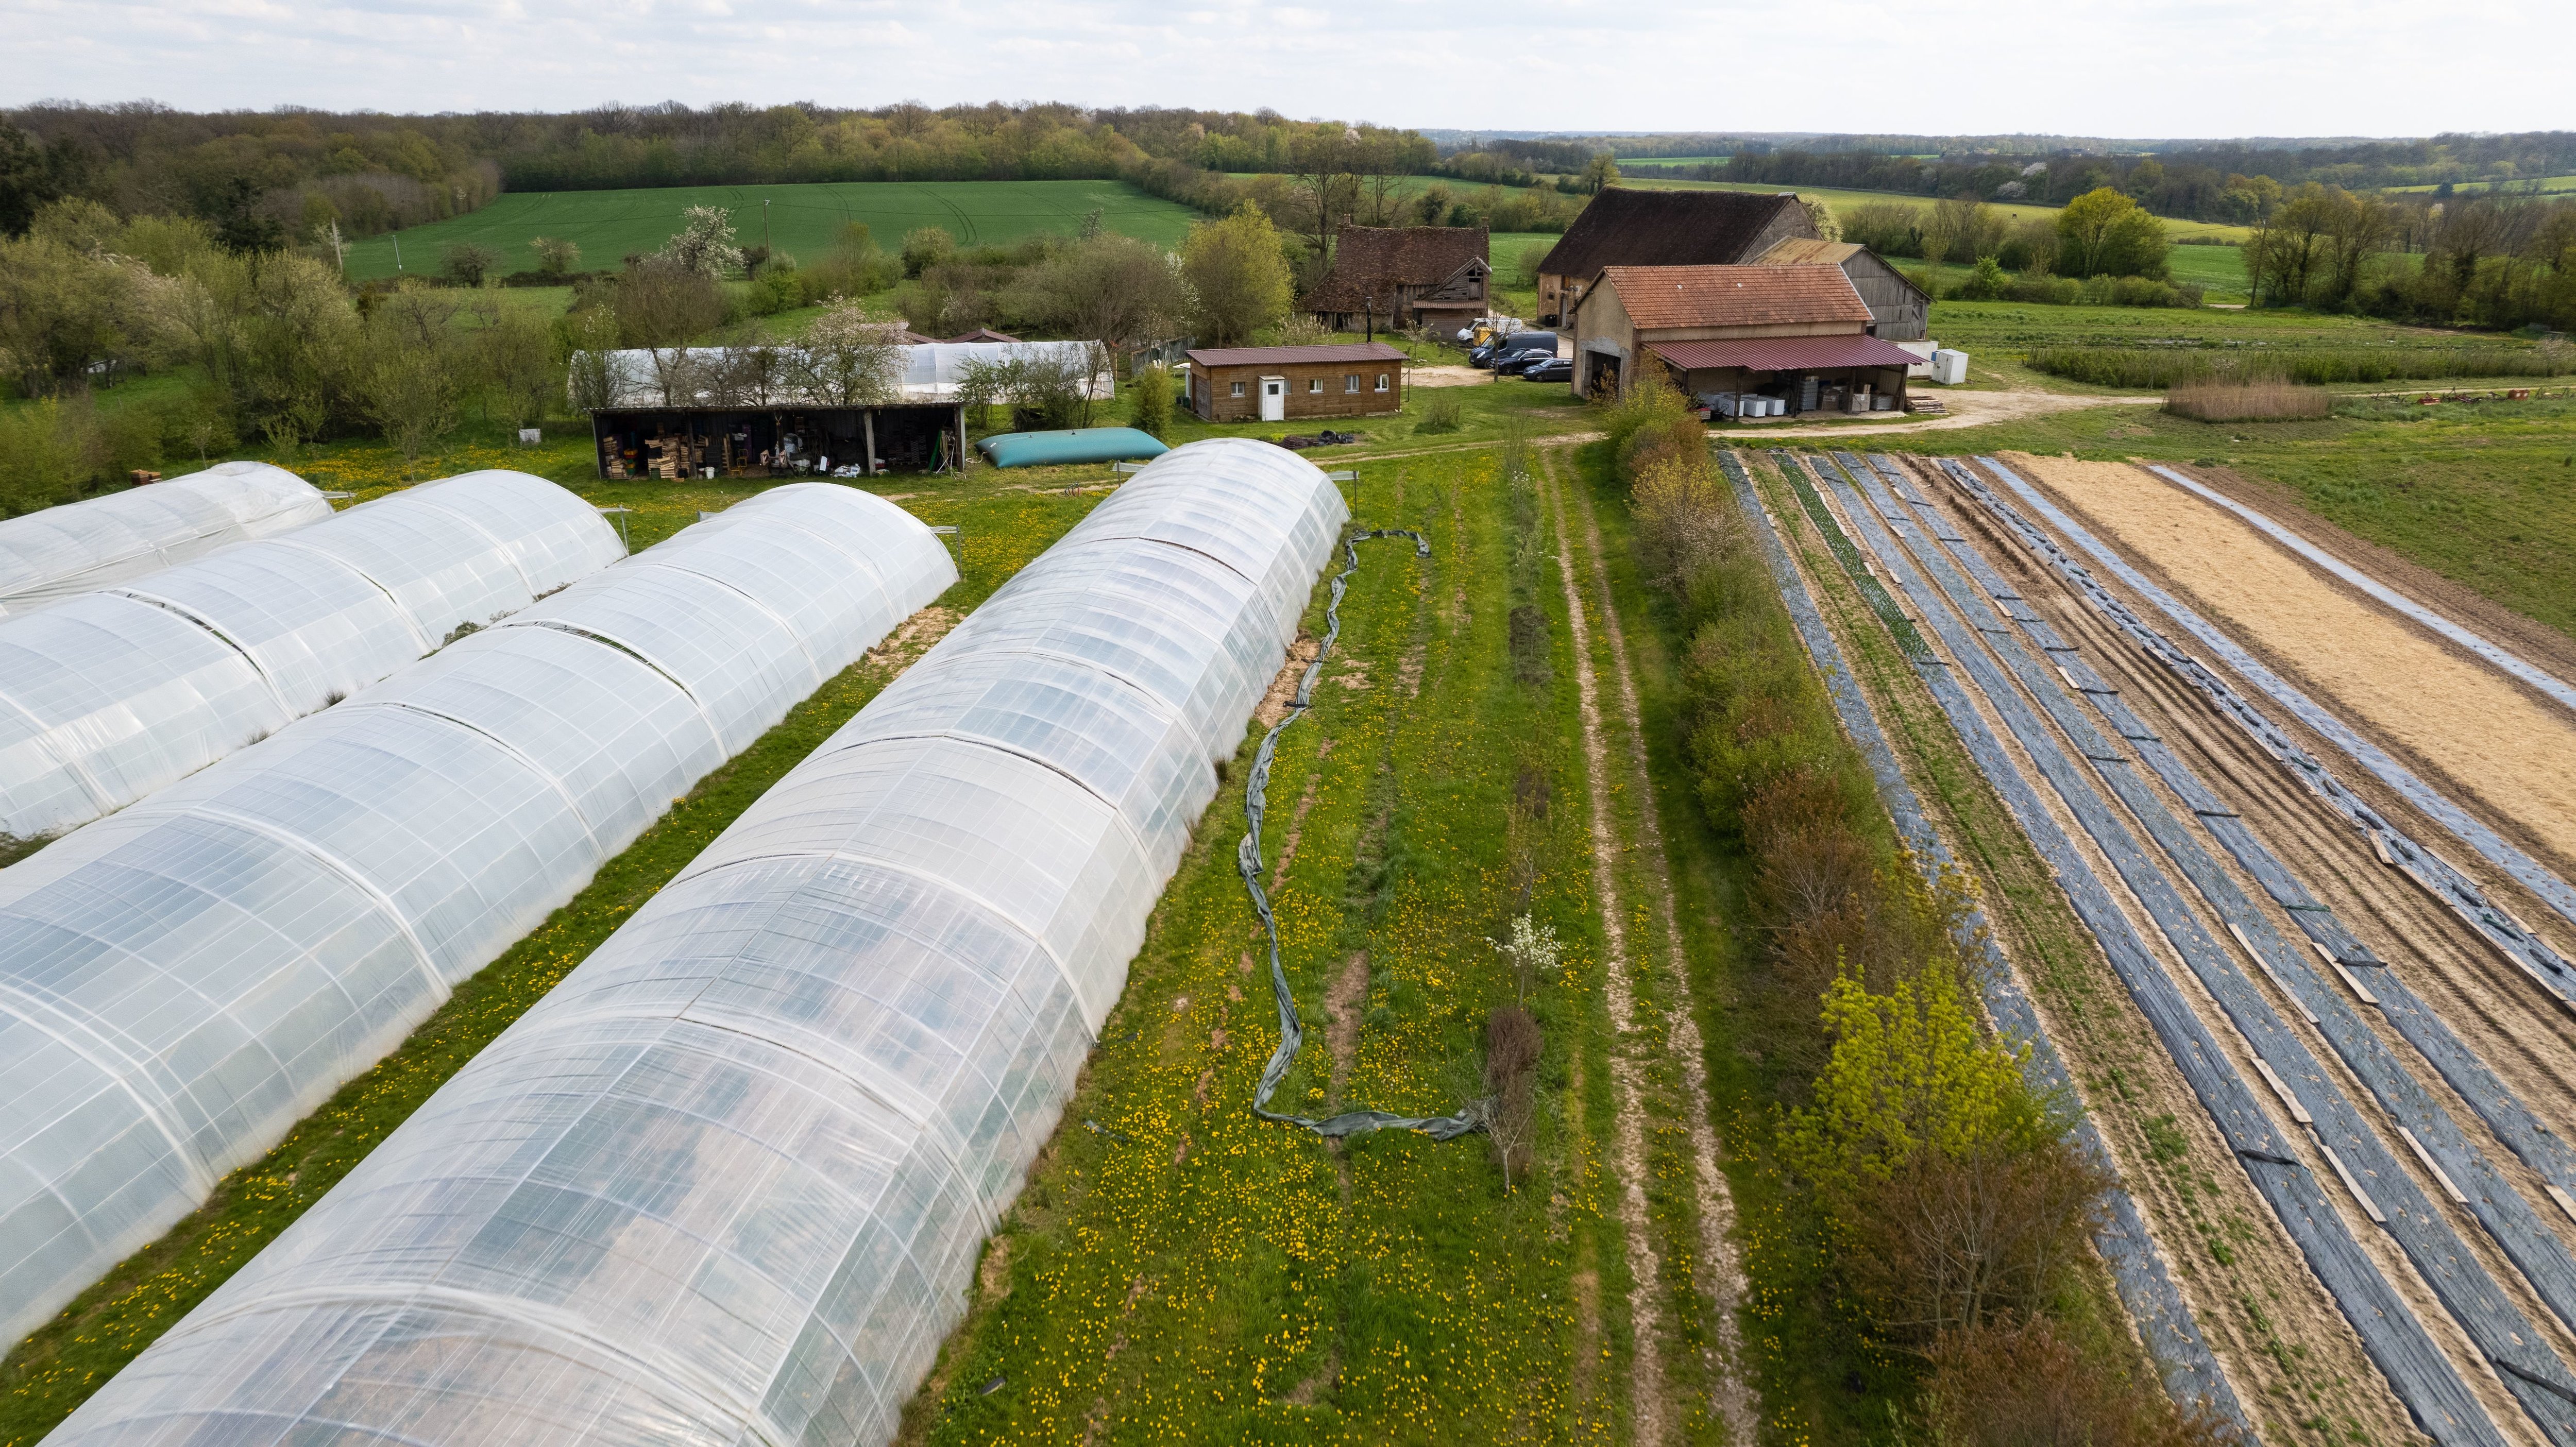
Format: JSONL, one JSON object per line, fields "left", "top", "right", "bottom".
{"left": 342, "top": 179, "right": 1206, "bottom": 281}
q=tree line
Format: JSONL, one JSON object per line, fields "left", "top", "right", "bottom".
{"left": 1569, "top": 129, "right": 2576, "bottom": 223}
{"left": 1615, "top": 393, "right": 2231, "bottom": 1443}
{"left": 2243, "top": 186, "right": 2576, "bottom": 328}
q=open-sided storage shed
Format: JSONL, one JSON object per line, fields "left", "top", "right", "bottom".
{"left": 0, "top": 484, "right": 956, "bottom": 1347}
{"left": 43, "top": 439, "right": 1343, "bottom": 1447}
{"left": 0, "top": 470, "right": 624, "bottom": 842}
{"left": 0, "top": 462, "right": 331, "bottom": 620}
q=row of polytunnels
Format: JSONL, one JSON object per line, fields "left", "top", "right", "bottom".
{"left": 0, "top": 439, "right": 1338, "bottom": 1447}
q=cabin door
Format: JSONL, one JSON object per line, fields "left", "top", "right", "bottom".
{"left": 1259, "top": 376, "right": 1286, "bottom": 422}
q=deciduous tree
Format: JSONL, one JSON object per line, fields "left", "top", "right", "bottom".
{"left": 1179, "top": 203, "right": 1293, "bottom": 345}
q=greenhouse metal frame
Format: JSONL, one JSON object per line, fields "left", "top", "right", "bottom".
{"left": 46, "top": 438, "right": 1343, "bottom": 1447}
{"left": 0, "top": 462, "right": 330, "bottom": 621}
{"left": 0, "top": 483, "right": 956, "bottom": 1348}
{"left": 0, "top": 470, "right": 626, "bottom": 842}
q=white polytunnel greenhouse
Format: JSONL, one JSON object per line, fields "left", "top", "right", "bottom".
{"left": 41, "top": 438, "right": 1343, "bottom": 1447}
{"left": 0, "top": 462, "right": 331, "bottom": 621}
{"left": 0, "top": 482, "right": 956, "bottom": 1350}
{"left": 0, "top": 469, "right": 625, "bottom": 842}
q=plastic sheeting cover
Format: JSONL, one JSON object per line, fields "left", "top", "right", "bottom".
{"left": 0, "top": 482, "right": 954, "bottom": 1349}
{"left": 43, "top": 438, "right": 1343, "bottom": 1447}
{"left": 0, "top": 462, "right": 330, "bottom": 620}
{"left": 0, "top": 470, "right": 625, "bottom": 841}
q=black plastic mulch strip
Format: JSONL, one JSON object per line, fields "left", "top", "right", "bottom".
{"left": 1858, "top": 453, "right": 2576, "bottom": 1368}
{"left": 1962, "top": 455, "right": 2576, "bottom": 963}
{"left": 1928, "top": 454, "right": 2576, "bottom": 1207}
{"left": 1795, "top": 451, "right": 2515, "bottom": 1445}
{"left": 1723, "top": 449, "right": 2243, "bottom": 1425}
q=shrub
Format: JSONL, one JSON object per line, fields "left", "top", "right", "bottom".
{"left": 2165, "top": 381, "right": 2333, "bottom": 422}
{"left": 1955, "top": 256, "right": 2010, "bottom": 301}
{"left": 1919, "top": 1318, "right": 2241, "bottom": 1446}
{"left": 900, "top": 226, "right": 956, "bottom": 279}
{"left": 437, "top": 242, "right": 500, "bottom": 287}
{"left": 1127, "top": 362, "right": 1173, "bottom": 439}
{"left": 1483, "top": 1005, "right": 1543, "bottom": 1189}
{"left": 1413, "top": 392, "right": 1463, "bottom": 434}
{"left": 1601, "top": 367, "right": 1701, "bottom": 478}
{"left": 2029, "top": 344, "right": 2573, "bottom": 389}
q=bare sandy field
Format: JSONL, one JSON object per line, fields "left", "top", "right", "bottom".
{"left": 2005, "top": 452, "right": 2576, "bottom": 877}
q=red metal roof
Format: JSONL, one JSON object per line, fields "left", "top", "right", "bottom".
{"left": 1647, "top": 334, "right": 1923, "bottom": 372}
{"left": 1185, "top": 342, "right": 1411, "bottom": 369}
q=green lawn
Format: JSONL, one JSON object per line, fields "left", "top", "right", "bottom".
{"left": 345, "top": 179, "right": 1206, "bottom": 282}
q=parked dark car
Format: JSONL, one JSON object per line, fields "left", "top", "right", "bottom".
{"left": 1521, "top": 356, "right": 1574, "bottom": 383}
{"left": 1473, "top": 331, "right": 1557, "bottom": 368}
{"left": 1495, "top": 349, "right": 1556, "bottom": 377}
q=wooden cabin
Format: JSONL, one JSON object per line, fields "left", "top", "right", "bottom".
{"left": 1534, "top": 189, "right": 1819, "bottom": 326}
{"left": 1184, "top": 343, "right": 1408, "bottom": 422}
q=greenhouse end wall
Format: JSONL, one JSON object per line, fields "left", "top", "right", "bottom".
{"left": 0, "top": 484, "right": 955, "bottom": 1349}
{"left": 43, "top": 439, "right": 1346, "bottom": 1447}
{"left": 0, "top": 470, "right": 625, "bottom": 841}
{"left": 0, "top": 462, "right": 330, "bottom": 620}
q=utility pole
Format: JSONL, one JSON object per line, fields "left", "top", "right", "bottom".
{"left": 764, "top": 198, "right": 772, "bottom": 254}
{"left": 393, "top": 232, "right": 403, "bottom": 273}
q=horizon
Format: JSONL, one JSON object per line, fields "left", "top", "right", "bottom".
{"left": 3, "top": 0, "right": 2569, "bottom": 136}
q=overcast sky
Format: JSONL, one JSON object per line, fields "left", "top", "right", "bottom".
{"left": 4, "top": 0, "right": 2568, "bottom": 139}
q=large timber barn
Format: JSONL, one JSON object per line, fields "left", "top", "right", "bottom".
{"left": 1534, "top": 189, "right": 1819, "bottom": 326}
{"left": 1567, "top": 263, "right": 1918, "bottom": 414}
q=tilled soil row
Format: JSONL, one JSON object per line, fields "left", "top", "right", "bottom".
{"left": 1892, "top": 458, "right": 2576, "bottom": 1420}
{"left": 1775, "top": 455, "right": 2433, "bottom": 1443}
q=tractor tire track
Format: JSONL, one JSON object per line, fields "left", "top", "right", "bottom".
{"left": 1541, "top": 448, "right": 1756, "bottom": 1443}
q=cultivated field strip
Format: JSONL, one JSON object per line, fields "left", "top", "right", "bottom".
{"left": 2139, "top": 464, "right": 2576, "bottom": 717}
{"left": 1719, "top": 450, "right": 2244, "bottom": 1423}
{"left": 1828, "top": 451, "right": 2576, "bottom": 1441}
{"left": 1923, "top": 457, "right": 2576, "bottom": 1203}
{"left": 1863, "top": 452, "right": 2576, "bottom": 1353}
{"left": 1974, "top": 459, "right": 2576, "bottom": 940}
{"left": 1773, "top": 449, "right": 2513, "bottom": 1443}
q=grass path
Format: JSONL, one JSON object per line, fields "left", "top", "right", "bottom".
{"left": 1543, "top": 448, "right": 1759, "bottom": 1442}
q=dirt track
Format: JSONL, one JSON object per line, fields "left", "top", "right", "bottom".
{"left": 1732, "top": 385, "right": 2159, "bottom": 439}
{"left": 2002, "top": 453, "right": 2576, "bottom": 881}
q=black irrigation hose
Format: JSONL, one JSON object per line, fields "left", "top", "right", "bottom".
{"left": 1244, "top": 527, "right": 1483, "bottom": 1143}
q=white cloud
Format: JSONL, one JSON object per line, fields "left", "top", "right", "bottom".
{"left": 1, "top": 0, "right": 2567, "bottom": 137}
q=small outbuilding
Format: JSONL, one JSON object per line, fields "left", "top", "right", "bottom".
{"left": 1303, "top": 226, "right": 1491, "bottom": 334}
{"left": 1567, "top": 263, "right": 1919, "bottom": 415}
{"left": 1184, "top": 342, "right": 1409, "bottom": 423}
{"left": 1534, "top": 189, "right": 1819, "bottom": 326}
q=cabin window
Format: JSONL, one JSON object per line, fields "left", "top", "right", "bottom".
{"left": 1343, "top": 374, "right": 1360, "bottom": 393}
{"left": 1230, "top": 381, "right": 1245, "bottom": 397}
{"left": 1308, "top": 378, "right": 1322, "bottom": 393}
{"left": 1375, "top": 373, "right": 1389, "bottom": 392}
